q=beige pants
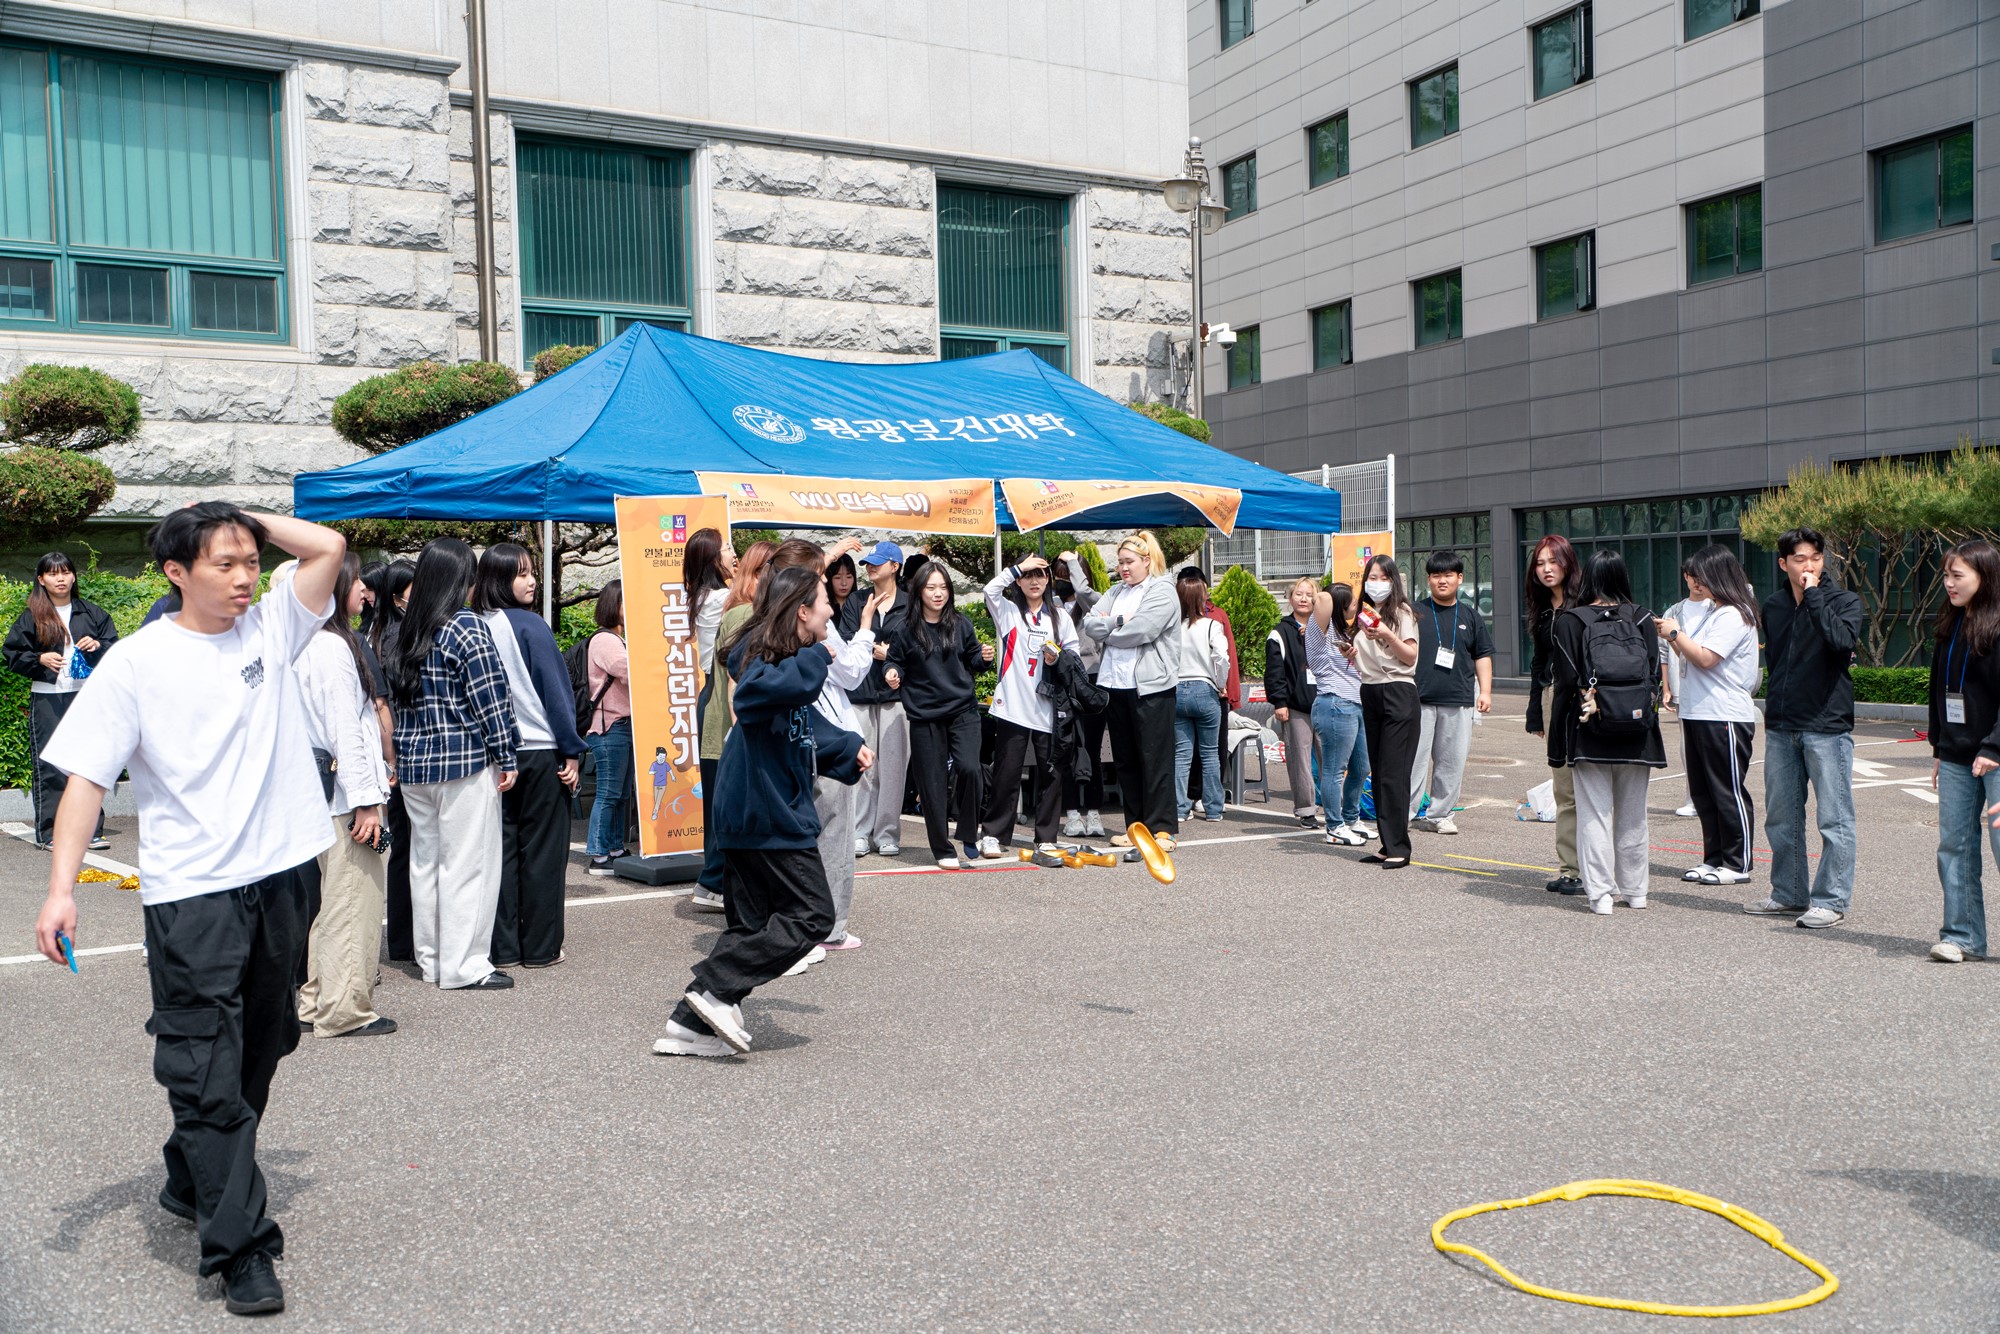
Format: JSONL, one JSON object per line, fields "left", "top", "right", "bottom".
{"left": 298, "top": 811, "right": 387, "bottom": 1036}
{"left": 1539, "top": 687, "right": 1580, "bottom": 878}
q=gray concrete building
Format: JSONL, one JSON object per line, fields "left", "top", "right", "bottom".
{"left": 0, "top": 0, "right": 1192, "bottom": 540}
{"left": 1190, "top": 0, "right": 1990, "bottom": 673}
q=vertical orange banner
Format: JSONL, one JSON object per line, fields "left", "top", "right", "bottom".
{"left": 615, "top": 494, "right": 732, "bottom": 857}
{"left": 1329, "top": 531, "right": 1395, "bottom": 593}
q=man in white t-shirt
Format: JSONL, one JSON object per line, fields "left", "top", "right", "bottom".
{"left": 33, "top": 502, "right": 343, "bottom": 1318}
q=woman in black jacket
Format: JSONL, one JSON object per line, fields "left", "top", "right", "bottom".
{"left": 884, "top": 563, "right": 994, "bottom": 868}
{"left": 3, "top": 552, "right": 116, "bottom": 848}
{"left": 1524, "top": 533, "right": 1585, "bottom": 895}
{"left": 1928, "top": 538, "right": 2000, "bottom": 963}
{"left": 1548, "top": 549, "right": 1666, "bottom": 916}
{"left": 1265, "top": 578, "right": 1321, "bottom": 827}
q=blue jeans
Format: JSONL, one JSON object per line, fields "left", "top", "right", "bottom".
{"left": 1936, "top": 760, "right": 2000, "bottom": 956}
{"left": 1173, "top": 681, "right": 1223, "bottom": 820}
{"left": 584, "top": 719, "right": 632, "bottom": 857}
{"left": 1763, "top": 729, "right": 1855, "bottom": 913}
{"left": 1311, "top": 693, "right": 1369, "bottom": 827}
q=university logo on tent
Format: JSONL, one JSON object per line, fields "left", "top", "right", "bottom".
{"left": 732, "top": 404, "right": 805, "bottom": 444}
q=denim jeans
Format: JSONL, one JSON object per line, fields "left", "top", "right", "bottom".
{"left": 1310, "top": 693, "right": 1369, "bottom": 827}
{"left": 1936, "top": 760, "right": 2000, "bottom": 956}
{"left": 1763, "top": 729, "right": 1855, "bottom": 913}
{"left": 584, "top": 719, "right": 632, "bottom": 857}
{"left": 1173, "top": 680, "right": 1224, "bottom": 820}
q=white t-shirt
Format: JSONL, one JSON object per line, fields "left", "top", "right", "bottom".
{"left": 44, "top": 576, "right": 335, "bottom": 905}
{"left": 1676, "top": 601, "right": 1760, "bottom": 724}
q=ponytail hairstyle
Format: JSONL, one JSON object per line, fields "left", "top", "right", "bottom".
{"left": 724, "top": 539, "right": 774, "bottom": 612}
{"left": 733, "top": 565, "right": 827, "bottom": 666}
{"left": 1937, "top": 538, "right": 2000, "bottom": 659}
{"left": 319, "top": 552, "right": 376, "bottom": 697}
{"left": 683, "top": 528, "right": 728, "bottom": 624}
{"left": 26, "top": 550, "right": 75, "bottom": 650}
{"left": 471, "top": 542, "right": 533, "bottom": 614}
{"left": 1683, "top": 544, "right": 1758, "bottom": 628}
{"left": 387, "top": 538, "right": 478, "bottom": 707}
{"left": 1117, "top": 530, "right": 1168, "bottom": 579}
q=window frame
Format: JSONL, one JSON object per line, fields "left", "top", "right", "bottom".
{"left": 0, "top": 41, "right": 289, "bottom": 344}
{"left": 1409, "top": 64, "right": 1460, "bottom": 150}
{"left": 1221, "top": 154, "right": 1258, "bottom": 220}
{"left": 1684, "top": 185, "right": 1763, "bottom": 286}
{"left": 1873, "top": 126, "right": 1975, "bottom": 245}
{"left": 1534, "top": 231, "right": 1596, "bottom": 320}
{"left": 1685, "top": 0, "right": 1759, "bottom": 42}
{"left": 1306, "top": 113, "right": 1350, "bottom": 189}
{"left": 1311, "top": 301, "right": 1352, "bottom": 370}
{"left": 1226, "top": 324, "right": 1261, "bottom": 389}
{"left": 936, "top": 183, "right": 1072, "bottom": 376}
{"left": 1220, "top": 0, "right": 1255, "bottom": 50}
{"left": 1531, "top": 3, "right": 1594, "bottom": 101}
{"left": 1412, "top": 270, "right": 1464, "bottom": 348}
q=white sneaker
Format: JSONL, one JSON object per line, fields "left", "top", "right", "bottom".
{"left": 1587, "top": 895, "right": 1614, "bottom": 916}
{"left": 1794, "top": 907, "right": 1845, "bottom": 929}
{"left": 1930, "top": 941, "right": 1975, "bottom": 962}
{"left": 1683, "top": 864, "right": 1715, "bottom": 882}
{"left": 1433, "top": 816, "right": 1458, "bottom": 835}
{"left": 876, "top": 840, "right": 901, "bottom": 857}
{"left": 1742, "top": 896, "right": 1795, "bottom": 915}
{"left": 1326, "top": 824, "right": 1368, "bottom": 847}
{"left": 1062, "top": 810, "right": 1085, "bottom": 838}
{"left": 1351, "top": 820, "right": 1378, "bottom": 838}
{"left": 782, "top": 945, "right": 826, "bottom": 977}
{"left": 1410, "top": 817, "right": 1440, "bottom": 833}
{"left": 653, "top": 1019, "right": 737, "bottom": 1057}
{"left": 1084, "top": 811, "right": 1106, "bottom": 838}
{"left": 936, "top": 856, "right": 960, "bottom": 869}
{"left": 1675, "top": 802, "right": 1698, "bottom": 818}
{"left": 689, "top": 889, "right": 725, "bottom": 912}
{"left": 682, "top": 990, "right": 751, "bottom": 1052}
{"left": 979, "top": 835, "right": 1004, "bottom": 859}
{"left": 1616, "top": 893, "right": 1648, "bottom": 910}
{"left": 854, "top": 837, "right": 871, "bottom": 857}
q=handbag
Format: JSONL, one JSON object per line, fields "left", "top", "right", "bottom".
{"left": 310, "top": 747, "right": 338, "bottom": 803}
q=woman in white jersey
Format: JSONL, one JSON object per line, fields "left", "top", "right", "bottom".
{"left": 978, "top": 553, "right": 1080, "bottom": 857}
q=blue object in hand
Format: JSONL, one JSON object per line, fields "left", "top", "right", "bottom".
{"left": 56, "top": 931, "right": 76, "bottom": 972}
{"left": 68, "top": 646, "right": 90, "bottom": 680}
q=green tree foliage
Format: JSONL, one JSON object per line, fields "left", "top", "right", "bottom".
{"left": 532, "top": 344, "right": 597, "bottom": 382}
{"left": 1129, "top": 401, "right": 1212, "bottom": 444}
{"left": 1075, "top": 542, "right": 1110, "bottom": 592}
{"left": 732, "top": 528, "right": 782, "bottom": 557}
{"left": 1, "top": 364, "right": 141, "bottom": 451}
{"left": 921, "top": 530, "right": 1089, "bottom": 576}
{"left": 331, "top": 361, "right": 522, "bottom": 454}
{"left": 1210, "top": 565, "right": 1279, "bottom": 677}
{"left": 0, "top": 446, "right": 117, "bottom": 542}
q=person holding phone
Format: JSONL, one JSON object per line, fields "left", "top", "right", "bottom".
{"left": 3, "top": 551, "right": 117, "bottom": 850}
{"left": 1655, "top": 546, "right": 1761, "bottom": 890}
{"left": 979, "top": 553, "right": 1080, "bottom": 857}
{"left": 1352, "top": 555, "right": 1421, "bottom": 868}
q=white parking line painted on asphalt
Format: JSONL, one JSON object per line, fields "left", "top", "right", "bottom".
{"left": 0, "top": 820, "right": 141, "bottom": 877}
{"left": 1904, "top": 788, "right": 1940, "bottom": 804}
{"left": 0, "top": 942, "right": 145, "bottom": 967}
{"left": 569, "top": 887, "right": 695, "bottom": 907}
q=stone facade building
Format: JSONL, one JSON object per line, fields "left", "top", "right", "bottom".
{"left": 0, "top": 0, "right": 1192, "bottom": 539}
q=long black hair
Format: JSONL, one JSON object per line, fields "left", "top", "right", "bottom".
{"left": 1327, "top": 582, "right": 1357, "bottom": 639}
{"left": 388, "top": 539, "right": 477, "bottom": 706}
{"left": 1938, "top": 539, "right": 2000, "bottom": 659}
{"left": 319, "top": 552, "right": 375, "bottom": 697}
{"left": 733, "top": 565, "right": 826, "bottom": 667}
{"left": 363, "top": 558, "right": 415, "bottom": 658}
{"left": 27, "top": 551, "right": 75, "bottom": 649}
{"left": 1684, "top": 544, "right": 1757, "bottom": 628}
{"left": 685, "top": 528, "right": 728, "bottom": 624}
{"left": 823, "top": 552, "right": 858, "bottom": 612}
{"left": 1581, "top": 548, "right": 1635, "bottom": 606}
{"left": 1362, "top": 554, "right": 1413, "bottom": 630}
{"left": 909, "top": 561, "right": 965, "bottom": 655}
{"left": 471, "top": 542, "right": 532, "bottom": 614}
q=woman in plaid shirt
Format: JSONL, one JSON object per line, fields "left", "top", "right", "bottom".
{"left": 385, "top": 539, "right": 521, "bottom": 991}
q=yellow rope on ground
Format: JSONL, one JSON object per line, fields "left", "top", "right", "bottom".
{"left": 1432, "top": 1178, "right": 1838, "bottom": 1318}
{"left": 76, "top": 867, "right": 140, "bottom": 892}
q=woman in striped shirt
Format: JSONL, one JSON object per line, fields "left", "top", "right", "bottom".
{"left": 1306, "top": 583, "right": 1372, "bottom": 847}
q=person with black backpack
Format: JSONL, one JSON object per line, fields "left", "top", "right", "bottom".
{"left": 1549, "top": 549, "right": 1667, "bottom": 915}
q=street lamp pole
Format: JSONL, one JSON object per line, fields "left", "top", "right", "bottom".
{"left": 1159, "top": 137, "right": 1228, "bottom": 420}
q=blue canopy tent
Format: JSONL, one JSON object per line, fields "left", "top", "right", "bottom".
{"left": 293, "top": 324, "right": 1341, "bottom": 534}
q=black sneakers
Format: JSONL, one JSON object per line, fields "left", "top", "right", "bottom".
{"left": 223, "top": 1250, "right": 284, "bottom": 1315}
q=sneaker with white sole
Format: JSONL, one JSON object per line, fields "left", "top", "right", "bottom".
{"left": 1930, "top": 940, "right": 1967, "bottom": 963}
{"left": 588, "top": 856, "right": 618, "bottom": 877}
{"left": 1794, "top": 907, "right": 1845, "bottom": 929}
{"left": 936, "top": 856, "right": 960, "bottom": 869}
{"left": 1675, "top": 802, "right": 1698, "bottom": 818}
{"left": 854, "top": 837, "right": 870, "bottom": 857}
{"left": 1350, "top": 820, "right": 1378, "bottom": 839}
{"left": 1062, "top": 811, "right": 1086, "bottom": 838}
{"left": 689, "top": 889, "right": 725, "bottom": 912}
{"left": 978, "top": 836, "right": 1004, "bottom": 859}
{"left": 1616, "top": 893, "right": 1648, "bottom": 909}
{"left": 1433, "top": 816, "right": 1459, "bottom": 835}
{"left": 1700, "top": 867, "right": 1751, "bottom": 886}
{"left": 1410, "top": 817, "right": 1440, "bottom": 833}
{"left": 1084, "top": 811, "right": 1106, "bottom": 838}
{"left": 682, "top": 990, "right": 751, "bottom": 1052}
{"left": 1683, "top": 864, "right": 1715, "bottom": 882}
{"left": 876, "top": 840, "right": 901, "bottom": 857}
{"left": 653, "top": 1019, "right": 738, "bottom": 1057}
{"left": 1326, "top": 824, "right": 1368, "bottom": 847}
{"left": 1742, "top": 896, "right": 1795, "bottom": 915}
{"left": 1587, "top": 895, "right": 1614, "bottom": 915}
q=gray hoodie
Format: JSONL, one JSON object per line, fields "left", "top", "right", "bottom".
{"left": 1081, "top": 575, "right": 1180, "bottom": 696}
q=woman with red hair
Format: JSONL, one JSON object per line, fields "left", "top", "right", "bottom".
{"left": 1524, "top": 535, "right": 1585, "bottom": 895}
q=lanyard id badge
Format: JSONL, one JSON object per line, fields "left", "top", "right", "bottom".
{"left": 1431, "top": 601, "right": 1460, "bottom": 672}
{"left": 1946, "top": 623, "right": 1970, "bottom": 725}
{"left": 1947, "top": 693, "right": 1968, "bottom": 725}
{"left": 1434, "top": 646, "right": 1457, "bottom": 670}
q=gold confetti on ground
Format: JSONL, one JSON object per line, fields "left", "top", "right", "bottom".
{"left": 76, "top": 867, "right": 140, "bottom": 892}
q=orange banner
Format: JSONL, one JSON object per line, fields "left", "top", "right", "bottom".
{"left": 1000, "top": 478, "right": 1244, "bottom": 537}
{"left": 1329, "top": 531, "right": 1394, "bottom": 593}
{"left": 694, "top": 472, "right": 995, "bottom": 535}
{"left": 615, "top": 494, "right": 732, "bottom": 857}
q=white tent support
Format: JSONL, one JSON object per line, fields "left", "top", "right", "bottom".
{"left": 542, "top": 519, "right": 556, "bottom": 628}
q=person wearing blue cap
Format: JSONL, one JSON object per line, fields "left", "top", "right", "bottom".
{"left": 837, "top": 540, "right": 913, "bottom": 856}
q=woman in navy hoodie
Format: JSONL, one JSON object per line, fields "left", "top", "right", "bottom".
{"left": 658, "top": 566, "right": 871, "bottom": 1057}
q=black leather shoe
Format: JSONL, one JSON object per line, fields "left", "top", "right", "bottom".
{"left": 1545, "top": 875, "right": 1585, "bottom": 895}
{"left": 461, "top": 971, "right": 514, "bottom": 990}
{"left": 333, "top": 1016, "right": 398, "bottom": 1037}
{"left": 223, "top": 1250, "right": 284, "bottom": 1315}
{"left": 297, "top": 1019, "right": 313, "bottom": 1034}
{"left": 158, "top": 1187, "right": 195, "bottom": 1222}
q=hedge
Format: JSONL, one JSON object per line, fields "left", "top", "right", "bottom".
{"left": 1849, "top": 667, "right": 1927, "bottom": 706}
{"left": 0, "top": 445, "right": 119, "bottom": 541}
{"left": 1, "top": 364, "right": 141, "bottom": 452}
{"left": 1211, "top": 566, "right": 1279, "bottom": 677}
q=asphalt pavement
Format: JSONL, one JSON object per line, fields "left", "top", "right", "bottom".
{"left": 1, "top": 705, "right": 1995, "bottom": 1331}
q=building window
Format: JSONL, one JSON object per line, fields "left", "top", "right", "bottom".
{"left": 1876, "top": 127, "right": 1974, "bottom": 244}
{"left": 1222, "top": 155, "right": 1258, "bottom": 220}
{"left": 1221, "top": 0, "right": 1254, "bottom": 49}
{"left": 1227, "top": 325, "right": 1260, "bottom": 389}
{"left": 1518, "top": 492, "right": 1775, "bottom": 620}
{"left": 938, "top": 185, "right": 1070, "bottom": 374}
{"left": 1311, "top": 302, "right": 1351, "bottom": 369}
{"left": 1413, "top": 271, "right": 1463, "bottom": 347}
{"left": 1535, "top": 232, "right": 1595, "bottom": 319}
{"left": 1686, "top": 186, "right": 1762, "bottom": 285}
{"left": 1686, "top": 0, "right": 1758, "bottom": 41}
{"left": 1396, "top": 513, "right": 1494, "bottom": 618}
{"left": 518, "top": 136, "right": 691, "bottom": 363}
{"left": 1410, "top": 65, "right": 1459, "bottom": 149}
{"left": 1307, "top": 114, "right": 1349, "bottom": 188}
{"left": 1532, "top": 4, "right": 1593, "bottom": 100}
{"left": 0, "top": 42, "right": 286, "bottom": 342}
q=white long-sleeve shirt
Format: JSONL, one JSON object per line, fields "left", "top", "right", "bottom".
{"left": 295, "top": 631, "right": 389, "bottom": 816}
{"left": 984, "top": 566, "right": 1080, "bottom": 732}
{"left": 816, "top": 625, "right": 874, "bottom": 733}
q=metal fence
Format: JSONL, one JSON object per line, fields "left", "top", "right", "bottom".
{"left": 1211, "top": 457, "right": 1394, "bottom": 586}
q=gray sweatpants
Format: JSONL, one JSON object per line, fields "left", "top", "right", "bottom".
{"left": 1571, "top": 761, "right": 1651, "bottom": 901}
{"left": 852, "top": 700, "right": 910, "bottom": 850}
{"left": 1410, "top": 703, "right": 1474, "bottom": 819}
{"left": 1280, "top": 710, "right": 1318, "bottom": 816}
{"left": 814, "top": 775, "right": 857, "bottom": 944}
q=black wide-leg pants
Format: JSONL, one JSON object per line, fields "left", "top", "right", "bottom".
{"left": 1683, "top": 718, "right": 1756, "bottom": 874}
{"left": 1361, "top": 681, "right": 1421, "bottom": 860}
{"left": 492, "top": 748, "right": 570, "bottom": 966}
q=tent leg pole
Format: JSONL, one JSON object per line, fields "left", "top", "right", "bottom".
{"left": 542, "top": 520, "right": 556, "bottom": 629}
{"left": 994, "top": 531, "right": 1003, "bottom": 578}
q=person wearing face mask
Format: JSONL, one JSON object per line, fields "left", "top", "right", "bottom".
{"left": 1081, "top": 532, "right": 1184, "bottom": 849}
{"left": 4, "top": 551, "right": 117, "bottom": 850}
{"left": 1265, "top": 578, "right": 1322, "bottom": 828}
{"left": 1351, "top": 556, "right": 1421, "bottom": 868}
{"left": 1655, "top": 546, "right": 1761, "bottom": 891}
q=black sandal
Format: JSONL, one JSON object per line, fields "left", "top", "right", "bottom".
{"left": 1359, "top": 852, "right": 1388, "bottom": 864}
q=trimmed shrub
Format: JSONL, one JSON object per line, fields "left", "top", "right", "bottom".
{"left": 1850, "top": 667, "right": 1928, "bottom": 706}
{"left": 923, "top": 530, "right": 1086, "bottom": 577}
{"left": 1076, "top": 542, "right": 1110, "bottom": 593}
{"left": 0, "top": 445, "right": 118, "bottom": 541}
{"left": 733, "top": 527, "right": 782, "bottom": 557}
{"left": 1, "top": 364, "right": 141, "bottom": 452}
{"left": 1156, "top": 526, "right": 1207, "bottom": 567}
{"left": 330, "top": 518, "right": 533, "bottom": 554}
{"left": 533, "top": 344, "right": 596, "bottom": 382}
{"left": 1211, "top": 565, "right": 1279, "bottom": 677}
{"left": 332, "top": 361, "right": 522, "bottom": 454}
{"left": 1129, "top": 401, "right": 1212, "bottom": 444}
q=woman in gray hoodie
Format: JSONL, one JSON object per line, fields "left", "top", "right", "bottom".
{"left": 1082, "top": 531, "right": 1184, "bottom": 848}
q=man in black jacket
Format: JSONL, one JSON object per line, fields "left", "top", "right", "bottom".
{"left": 1747, "top": 528, "right": 1865, "bottom": 929}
